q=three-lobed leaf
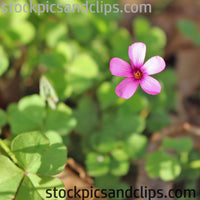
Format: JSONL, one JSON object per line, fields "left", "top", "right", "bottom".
{"left": 8, "top": 95, "right": 45, "bottom": 135}
{"left": 74, "top": 97, "right": 98, "bottom": 134}
{"left": 68, "top": 54, "right": 99, "bottom": 95}
{"left": 124, "top": 134, "right": 148, "bottom": 160}
{"left": 0, "top": 131, "right": 67, "bottom": 200}
{"left": 86, "top": 152, "right": 111, "bottom": 177}
{"left": 45, "top": 103, "right": 77, "bottom": 136}
{"left": 8, "top": 95, "right": 76, "bottom": 136}
{"left": 146, "top": 151, "right": 181, "bottom": 181}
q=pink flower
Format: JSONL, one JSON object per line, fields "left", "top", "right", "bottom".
{"left": 110, "top": 42, "right": 166, "bottom": 99}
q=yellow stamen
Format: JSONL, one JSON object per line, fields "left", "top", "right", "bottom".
{"left": 134, "top": 70, "right": 143, "bottom": 80}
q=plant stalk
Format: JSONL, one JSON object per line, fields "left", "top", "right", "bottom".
{"left": 0, "top": 138, "right": 23, "bottom": 168}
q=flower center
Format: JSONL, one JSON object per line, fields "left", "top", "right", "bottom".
{"left": 134, "top": 69, "right": 143, "bottom": 80}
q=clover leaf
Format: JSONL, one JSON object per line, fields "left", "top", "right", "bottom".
{"left": 86, "top": 152, "right": 111, "bottom": 177}
{"left": 133, "top": 17, "right": 167, "bottom": 59}
{"left": 8, "top": 95, "right": 45, "bottom": 135}
{"left": 7, "top": 95, "right": 76, "bottom": 136}
{"left": 0, "top": 155, "right": 24, "bottom": 200}
{"left": 97, "top": 82, "right": 118, "bottom": 110}
{"left": 68, "top": 54, "right": 99, "bottom": 95}
{"left": 162, "top": 137, "right": 193, "bottom": 153}
{"left": 0, "top": 131, "right": 67, "bottom": 200}
{"left": 45, "top": 103, "right": 77, "bottom": 136}
{"left": 74, "top": 97, "right": 98, "bottom": 134}
{"left": 10, "top": 20, "right": 35, "bottom": 44}
{"left": 124, "top": 133, "right": 148, "bottom": 160}
{"left": 110, "top": 149, "right": 130, "bottom": 176}
{"left": 146, "top": 151, "right": 181, "bottom": 181}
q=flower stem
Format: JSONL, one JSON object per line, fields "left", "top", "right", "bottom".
{"left": 0, "top": 138, "right": 22, "bottom": 168}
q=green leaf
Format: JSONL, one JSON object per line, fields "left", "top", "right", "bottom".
{"left": 154, "top": 69, "right": 176, "bottom": 110}
{"left": 93, "top": 18, "right": 118, "bottom": 38}
{"left": 177, "top": 19, "right": 200, "bottom": 46}
{"left": 115, "top": 111, "right": 146, "bottom": 134}
{"left": 94, "top": 175, "right": 129, "bottom": 198}
{"left": 111, "top": 149, "right": 129, "bottom": 161}
{"left": 44, "top": 22, "right": 68, "bottom": 48}
{"left": 8, "top": 95, "right": 45, "bottom": 135}
{"left": 37, "top": 131, "right": 67, "bottom": 175}
{"left": 147, "top": 110, "right": 170, "bottom": 133}
{"left": 133, "top": 16, "right": 150, "bottom": 37}
{"left": 40, "top": 52, "right": 66, "bottom": 70}
{"left": 11, "top": 131, "right": 49, "bottom": 173}
{"left": 86, "top": 152, "right": 110, "bottom": 177}
{"left": 119, "top": 93, "right": 149, "bottom": 114}
{"left": 178, "top": 19, "right": 197, "bottom": 38}
{"left": 11, "top": 131, "right": 67, "bottom": 175}
{"left": 28, "top": 174, "right": 65, "bottom": 200}
{"left": 155, "top": 68, "right": 176, "bottom": 87}
{"left": 110, "top": 28, "right": 131, "bottom": 61}
{"left": 194, "top": 35, "right": 200, "bottom": 45}
{"left": 74, "top": 97, "right": 98, "bottom": 134}
{"left": 69, "top": 54, "right": 99, "bottom": 95}
{"left": 45, "top": 71, "right": 72, "bottom": 100}
{"left": 55, "top": 42, "right": 74, "bottom": 64}
{"left": 0, "top": 17, "right": 9, "bottom": 31}
{"left": 147, "top": 82, "right": 167, "bottom": 112}
{"left": 95, "top": 174, "right": 128, "bottom": 191}
{"left": 8, "top": 95, "right": 76, "bottom": 136}
{"left": 10, "top": 20, "right": 35, "bottom": 44}
{"left": 89, "top": 38, "right": 110, "bottom": 69}
{"left": 69, "top": 15, "right": 93, "bottom": 43}
{"left": 133, "top": 17, "right": 166, "bottom": 58}
{"left": 0, "top": 131, "right": 66, "bottom": 200}
{"left": 0, "top": 109, "right": 7, "bottom": 128}
{"left": 102, "top": 108, "right": 145, "bottom": 138}
{"left": 110, "top": 155, "right": 130, "bottom": 176}
{"left": 97, "top": 82, "right": 118, "bottom": 110}
{"left": 162, "top": 137, "right": 193, "bottom": 153}
{"left": 15, "top": 176, "right": 43, "bottom": 200}
{"left": 146, "top": 151, "right": 181, "bottom": 181}
{"left": 9, "top": 0, "right": 29, "bottom": 21}
{"left": 124, "top": 134, "right": 147, "bottom": 160}
{"left": 45, "top": 103, "right": 76, "bottom": 136}
{"left": 90, "top": 131, "right": 120, "bottom": 153}
{"left": 15, "top": 174, "right": 65, "bottom": 200}
{"left": 150, "top": 27, "right": 167, "bottom": 50}
{"left": 90, "top": 0, "right": 121, "bottom": 20}
{"left": 0, "top": 155, "right": 24, "bottom": 200}
{"left": 0, "top": 46, "right": 9, "bottom": 76}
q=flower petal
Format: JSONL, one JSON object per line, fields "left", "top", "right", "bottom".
{"left": 110, "top": 58, "right": 133, "bottom": 77}
{"left": 115, "top": 78, "right": 139, "bottom": 99}
{"left": 141, "top": 56, "right": 166, "bottom": 75}
{"left": 128, "top": 42, "right": 146, "bottom": 68}
{"left": 140, "top": 76, "right": 161, "bottom": 95}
